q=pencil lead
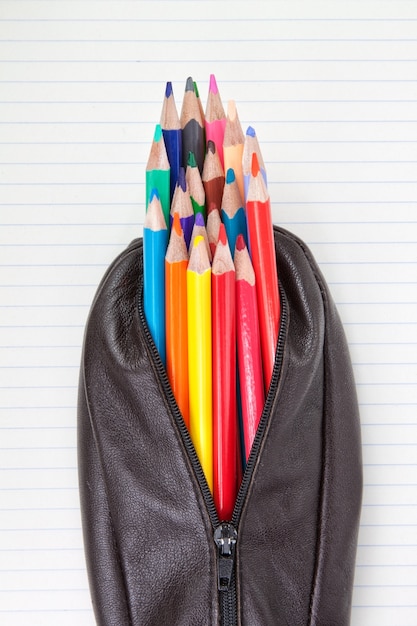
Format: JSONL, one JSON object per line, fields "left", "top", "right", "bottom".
{"left": 207, "top": 140, "right": 216, "bottom": 154}
{"left": 226, "top": 168, "right": 235, "bottom": 184}
{"left": 195, "top": 212, "right": 205, "bottom": 227}
{"left": 251, "top": 152, "right": 260, "bottom": 177}
{"left": 218, "top": 223, "right": 227, "bottom": 246}
{"left": 246, "top": 125, "right": 256, "bottom": 138}
{"left": 227, "top": 100, "right": 237, "bottom": 122}
{"left": 165, "top": 81, "right": 173, "bottom": 98}
{"left": 235, "top": 233, "right": 245, "bottom": 252}
{"left": 153, "top": 124, "right": 162, "bottom": 142}
{"left": 172, "top": 211, "right": 182, "bottom": 235}
{"left": 209, "top": 73, "right": 219, "bottom": 95}
{"left": 187, "top": 151, "right": 197, "bottom": 167}
{"left": 149, "top": 188, "right": 160, "bottom": 203}
{"left": 193, "top": 80, "right": 200, "bottom": 98}
{"left": 185, "top": 76, "right": 194, "bottom": 92}
{"left": 177, "top": 167, "right": 187, "bottom": 192}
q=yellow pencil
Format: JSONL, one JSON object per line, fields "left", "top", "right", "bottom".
{"left": 187, "top": 235, "right": 212, "bottom": 491}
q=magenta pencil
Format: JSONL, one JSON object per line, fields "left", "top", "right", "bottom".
{"left": 205, "top": 74, "right": 226, "bottom": 170}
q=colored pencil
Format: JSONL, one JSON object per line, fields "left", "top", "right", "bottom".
{"left": 170, "top": 167, "right": 195, "bottom": 249}
{"left": 146, "top": 124, "right": 170, "bottom": 227}
{"left": 180, "top": 76, "right": 205, "bottom": 174}
{"left": 165, "top": 212, "right": 189, "bottom": 428}
{"left": 189, "top": 211, "right": 212, "bottom": 263}
{"left": 234, "top": 234, "right": 265, "bottom": 461}
{"left": 246, "top": 153, "right": 280, "bottom": 391}
{"left": 143, "top": 189, "right": 168, "bottom": 365}
{"left": 187, "top": 235, "right": 213, "bottom": 491}
{"left": 223, "top": 100, "right": 245, "bottom": 201}
{"left": 205, "top": 74, "right": 226, "bottom": 170}
{"left": 202, "top": 140, "right": 225, "bottom": 216}
{"left": 212, "top": 224, "right": 237, "bottom": 520}
{"left": 186, "top": 151, "right": 205, "bottom": 220}
{"left": 221, "top": 167, "right": 248, "bottom": 255}
{"left": 206, "top": 206, "right": 221, "bottom": 258}
{"left": 160, "top": 81, "right": 182, "bottom": 200}
{"left": 242, "top": 125, "right": 267, "bottom": 201}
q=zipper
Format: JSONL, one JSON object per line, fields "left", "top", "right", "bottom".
{"left": 136, "top": 242, "right": 288, "bottom": 626}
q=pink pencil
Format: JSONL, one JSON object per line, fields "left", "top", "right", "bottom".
{"left": 205, "top": 74, "right": 226, "bottom": 170}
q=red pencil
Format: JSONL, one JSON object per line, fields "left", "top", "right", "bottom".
{"left": 234, "top": 234, "right": 265, "bottom": 461}
{"left": 246, "top": 152, "right": 280, "bottom": 392}
{"left": 212, "top": 224, "right": 237, "bottom": 520}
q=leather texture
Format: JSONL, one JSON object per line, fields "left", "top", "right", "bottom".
{"left": 78, "top": 226, "right": 363, "bottom": 625}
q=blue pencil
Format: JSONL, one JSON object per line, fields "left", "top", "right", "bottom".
{"left": 221, "top": 167, "right": 248, "bottom": 256}
{"left": 143, "top": 189, "right": 168, "bottom": 364}
{"left": 160, "top": 81, "right": 182, "bottom": 199}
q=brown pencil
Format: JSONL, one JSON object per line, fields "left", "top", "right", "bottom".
{"left": 202, "top": 140, "right": 225, "bottom": 216}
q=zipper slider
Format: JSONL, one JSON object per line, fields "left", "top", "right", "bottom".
{"left": 214, "top": 523, "right": 238, "bottom": 591}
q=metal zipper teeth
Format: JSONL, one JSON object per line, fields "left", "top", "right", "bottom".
{"left": 137, "top": 245, "right": 288, "bottom": 529}
{"left": 136, "top": 255, "right": 221, "bottom": 529}
{"left": 231, "top": 284, "right": 288, "bottom": 527}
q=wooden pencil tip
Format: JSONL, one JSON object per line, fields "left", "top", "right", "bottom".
{"left": 218, "top": 223, "right": 227, "bottom": 246}
{"left": 227, "top": 99, "right": 237, "bottom": 121}
{"left": 235, "top": 233, "right": 246, "bottom": 252}
{"left": 178, "top": 167, "right": 186, "bottom": 191}
{"left": 172, "top": 211, "right": 182, "bottom": 235}
{"left": 226, "top": 168, "right": 235, "bottom": 184}
{"left": 251, "top": 152, "right": 260, "bottom": 177}
{"left": 195, "top": 212, "right": 205, "bottom": 227}
{"left": 165, "top": 81, "right": 173, "bottom": 98}
{"left": 207, "top": 140, "right": 216, "bottom": 154}
{"left": 246, "top": 125, "right": 256, "bottom": 137}
{"left": 187, "top": 151, "right": 197, "bottom": 167}
{"left": 209, "top": 73, "right": 218, "bottom": 94}
{"left": 185, "top": 76, "right": 194, "bottom": 92}
{"left": 193, "top": 234, "right": 204, "bottom": 248}
{"left": 153, "top": 124, "right": 162, "bottom": 142}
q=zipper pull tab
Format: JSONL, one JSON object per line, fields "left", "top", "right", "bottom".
{"left": 214, "top": 523, "right": 238, "bottom": 591}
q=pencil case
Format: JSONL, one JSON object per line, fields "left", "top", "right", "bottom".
{"left": 77, "top": 225, "right": 363, "bottom": 626}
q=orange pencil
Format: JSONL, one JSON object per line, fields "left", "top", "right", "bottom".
{"left": 212, "top": 224, "right": 237, "bottom": 520}
{"left": 246, "top": 153, "right": 280, "bottom": 392}
{"left": 223, "top": 100, "right": 245, "bottom": 201}
{"left": 165, "top": 213, "right": 189, "bottom": 428}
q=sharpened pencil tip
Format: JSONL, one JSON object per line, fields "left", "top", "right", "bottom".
{"left": 227, "top": 100, "right": 237, "bottom": 121}
{"left": 195, "top": 212, "right": 205, "bottom": 227}
{"left": 153, "top": 124, "right": 162, "bottom": 142}
{"left": 235, "top": 233, "right": 246, "bottom": 252}
{"left": 149, "top": 188, "right": 160, "bottom": 203}
{"left": 165, "top": 81, "right": 173, "bottom": 98}
{"left": 209, "top": 73, "right": 218, "bottom": 95}
{"left": 251, "top": 152, "right": 260, "bottom": 177}
{"left": 207, "top": 140, "right": 216, "bottom": 154}
{"left": 185, "top": 76, "right": 194, "bottom": 92}
{"left": 172, "top": 211, "right": 182, "bottom": 235}
{"left": 218, "top": 223, "right": 227, "bottom": 246}
{"left": 226, "top": 168, "right": 235, "bottom": 184}
{"left": 187, "top": 151, "right": 197, "bottom": 168}
{"left": 193, "top": 234, "right": 204, "bottom": 248}
{"left": 178, "top": 167, "right": 187, "bottom": 192}
{"left": 246, "top": 125, "right": 256, "bottom": 137}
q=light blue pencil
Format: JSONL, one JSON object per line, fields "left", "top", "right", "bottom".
{"left": 221, "top": 168, "right": 248, "bottom": 256}
{"left": 143, "top": 188, "right": 168, "bottom": 364}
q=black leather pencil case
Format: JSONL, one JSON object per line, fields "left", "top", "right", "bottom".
{"left": 78, "top": 225, "right": 363, "bottom": 626}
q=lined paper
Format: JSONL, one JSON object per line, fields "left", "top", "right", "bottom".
{"left": 1, "top": 1, "right": 416, "bottom": 624}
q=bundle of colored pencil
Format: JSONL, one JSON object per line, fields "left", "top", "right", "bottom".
{"left": 143, "top": 75, "right": 281, "bottom": 520}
